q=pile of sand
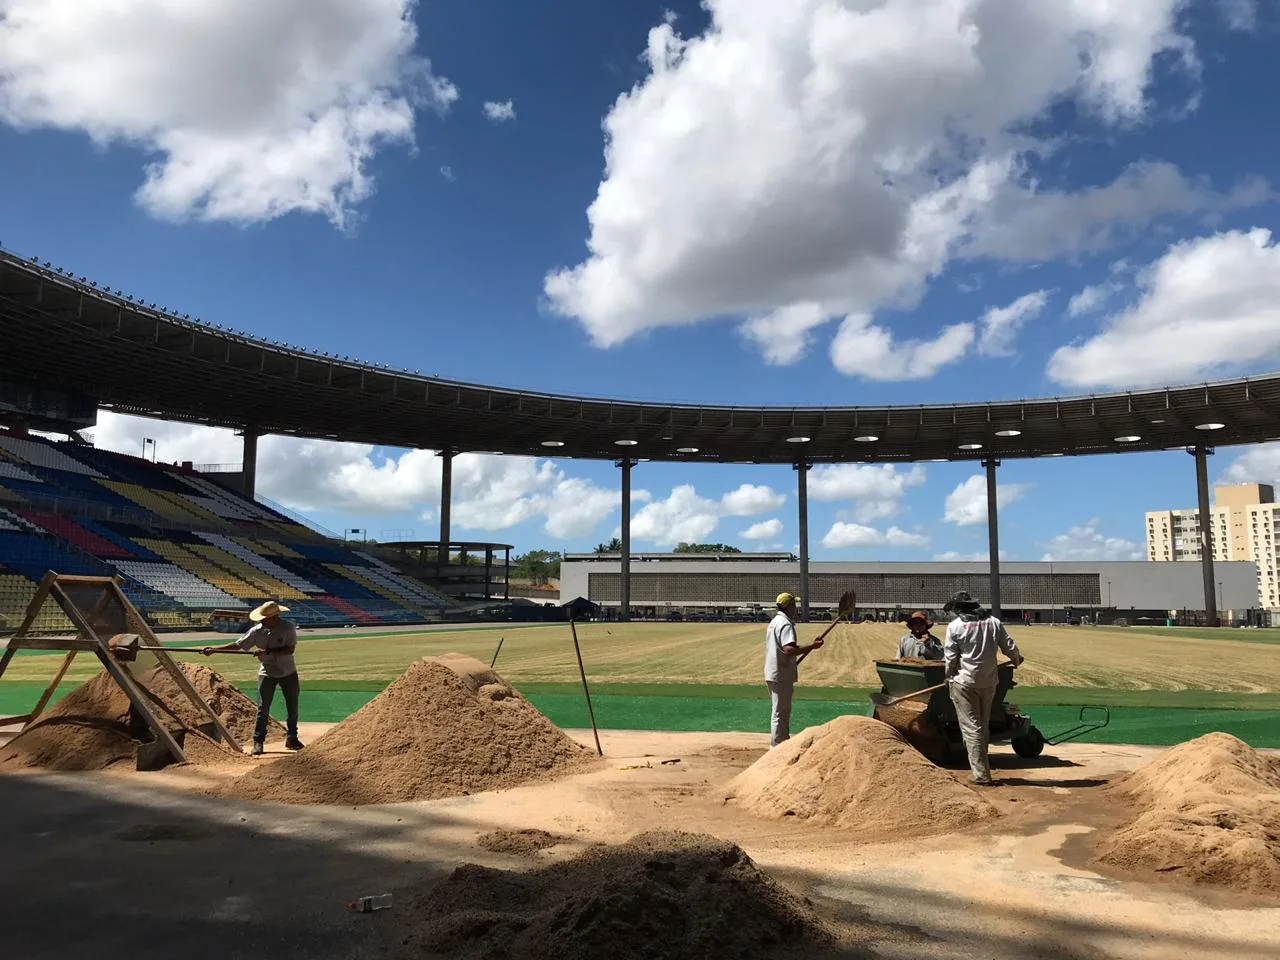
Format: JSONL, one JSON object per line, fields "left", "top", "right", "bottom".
{"left": 476, "top": 828, "right": 566, "bottom": 856}
{"left": 725, "top": 714, "right": 996, "bottom": 834}
{"left": 218, "top": 654, "right": 595, "bottom": 805}
{"left": 1096, "top": 732, "right": 1280, "bottom": 894}
{"left": 0, "top": 663, "right": 262, "bottom": 772}
{"left": 385, "top": 831, "right": 848, "bottom": 960}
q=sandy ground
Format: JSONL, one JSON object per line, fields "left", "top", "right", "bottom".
{"left": 1, "top": 723, "right": 1277, "bottom": 960}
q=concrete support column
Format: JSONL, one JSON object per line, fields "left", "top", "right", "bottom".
{"left": 619, "top": 458, "right": 632, "bottom": 621}
{"left": 1193, "top": 444, "right": 1219, "bottom": 627}
{"left": 504, "top": 547, "right": 510, "bottom": 601}
{"left": 484, "top": 547, "right": 492, "bottom": 600}
{"left": 438, "top": 448, "right": 453, "bottom": 574}
{"left": 240, "top": 428, "right": 259, "bottom": 499}
{"left": 796, "top": 460, "right": 810, "bottom": 622}
{"left": 984, "top": 458, "right": 1002, "bottom": 618}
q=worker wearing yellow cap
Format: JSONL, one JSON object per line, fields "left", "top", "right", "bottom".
{"left": 763, "top": 592, "right": 824, "bottom": 747}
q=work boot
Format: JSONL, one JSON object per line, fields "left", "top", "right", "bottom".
{"left": 285, "top": 738, "right": 304, "bottom": 751}
{"left": 250, "top": 741, "right": 265, "bottom": 757}
{"left": 970, "top": 775, "right": 996, "bottom": 786}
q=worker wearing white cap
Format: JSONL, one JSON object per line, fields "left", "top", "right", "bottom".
{"left": 763, "top": 592, "right": 825, "bottom": 747}
{"left": 203, "top": 600, "right": 303, "bottom": 756}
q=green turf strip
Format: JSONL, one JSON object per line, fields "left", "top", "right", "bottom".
{"left": 4, "top": 681, "right": 1279, "bottom": 748}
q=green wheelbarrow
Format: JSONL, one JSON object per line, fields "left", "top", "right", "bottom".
{"left": 868, "top": 659, "right": 1109, "bottom": 763}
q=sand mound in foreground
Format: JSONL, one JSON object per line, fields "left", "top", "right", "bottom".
{"left": 1096, "top": 733, "right": 1280, "bottom": 895}
{"left": 725, "top": 714, "right": 996, "bottom": 834}
{"left": 0, "top": 663, "right": 258, "bottom": 772}
{"left": 218, "top": 654, "right": 595, "bottom": 805}
{"left": 476, "top": 828, "right": 566, "bottom": 856}
{"left": 385, "top": 831, "right": 848, "bottom": 960}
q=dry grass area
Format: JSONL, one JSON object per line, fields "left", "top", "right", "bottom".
{"left": 6, "top": 620, "right": 1280, "bottom": 693}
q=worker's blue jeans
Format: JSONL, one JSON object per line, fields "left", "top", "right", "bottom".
{"left": 254, "top": 672, "right": 300, "bottom": 744}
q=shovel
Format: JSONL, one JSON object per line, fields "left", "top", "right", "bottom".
{"left": 797, "top": 590, "right": 856, "bottom": 663}
{"left": 871, "top": 682, "right": 949, "bottom": 709}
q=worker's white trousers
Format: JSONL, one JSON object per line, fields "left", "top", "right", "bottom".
{"left": 949, "top": 682, "right": 996, "bottom": 781}
{"left": 766, "top": 680, "right": 794, "bottom": 747}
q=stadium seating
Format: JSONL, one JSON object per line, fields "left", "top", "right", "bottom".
{"left": 0, "top": 429, "right": 458, "bottom": 631}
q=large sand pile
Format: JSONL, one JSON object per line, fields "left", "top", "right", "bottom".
{"left": 385, "top": 831, "right": 849, "bottom": 960}
{"left": 1096, "top": 732, "right": 1280, "bottom": 895}
{"left": 218, "top": 654, "right": 595, "bottom": 805}
{"left": 725, "top": 714, "right": 996, "bottom": 834}
{"left": 0, "top": 662, "right": 262, "bottom": 771}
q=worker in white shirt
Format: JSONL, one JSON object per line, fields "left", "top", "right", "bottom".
{"left": 762, "top": 592, "right": 824, "bottom": 747}
{"left": 942, "top": 590, "right": 1025, "bottom": 785}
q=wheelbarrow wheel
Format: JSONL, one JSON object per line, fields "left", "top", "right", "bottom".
{"left": 1012, "top": 726, "right": 1045, "bottom": 759}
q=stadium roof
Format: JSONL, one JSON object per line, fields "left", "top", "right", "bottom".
{"left": 4, "top": 249, "right": 1279, "bottom": 465}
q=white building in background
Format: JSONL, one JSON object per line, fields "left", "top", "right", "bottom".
{"left": 1146, "top": 483, "right": 1278, "bottom": 610}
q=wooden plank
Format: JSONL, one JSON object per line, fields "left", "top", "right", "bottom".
{"left": 0, "top": 645, "right": 17, "bottom": 685}
{"left": 111, "top": 580, "right": 242, "bottom": 752}
{"left": 50, "top": 582, "right": 186, "bottom": 766}
{"left": 6, "top": 638, "right": 99, "bottom": 652}
{"left": 25, "top": 650, "right": 78, "bottom": 727}
{"left": 43, "top": 575, "right": 116, "bottom": 586}
{"left": 0, "top": 714, "right": 33, "bottom": 726}
{"left": 10, "top": 571, "right": 57, "bottom": 639}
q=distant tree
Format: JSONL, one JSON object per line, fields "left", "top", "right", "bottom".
{"left": 673, "top": 542, "right": 742, "bottom": 554}
{"left": 594, "top": 536, "right": 623, "bottom": 554}
{"left": 511, "top": 549, "right": 562, "bottom": 585}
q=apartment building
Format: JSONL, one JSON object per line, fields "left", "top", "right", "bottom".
{"left": 1145, "top": 483, "right": 1275, "bottom": 609}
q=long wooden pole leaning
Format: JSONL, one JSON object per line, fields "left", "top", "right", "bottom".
{"left": 569, "top": 618, "right": 602, "bottom": 757}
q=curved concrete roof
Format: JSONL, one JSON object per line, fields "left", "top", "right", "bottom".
{"left": 3, "top": 249, "right": 1277, "bottom": 463}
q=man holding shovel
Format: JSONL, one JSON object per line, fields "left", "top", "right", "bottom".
{"left": 203, "top": 600, "right": 303, "bottom": 756}
{"left": 942, "top": 591, "right": 1024, "bottom": 785}
{"left": 763, "top": 592, "right": 824, "bottom": 748}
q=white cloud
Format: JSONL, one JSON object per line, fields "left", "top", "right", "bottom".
{"left": 440, "top": 165, "right": 456, "bottom": 182}
{"left": 1219, "top": 0, "right": 1259, "bottom": 31}
{"left": 808, "top": 463, "right": 925, "bottom": 523}
{"left": 738, "top": 302, "right": 831, "bottom": 366}
{"left": 830, "top": 313, "right": 975, "bottom": 380}
{"left": 740, "top": 517, "right": 783, "bottom": 541}
{"left": 0, "top": 0, "right": 456, "bottom": 228}
{"left": 720, "top": 483, "right": 786, "bottom": 516}
{"left": 943, "top": 474, "right": 1031, "bottom": 527}
{"left": 483, "top": 99, "right": 516, "bottom": 122}
{"left": 932, "top": 550, "right": 1006, "bottom": 561}
{"left": 976, "top": 289, "right": 1050, "bottom": 357}
{"left": 1221, "top": 443, "right": 1280, "bottom": 487}
{"left": 822, "top": 523, "right": 929, "bottom": 550}
{"left": 1067, "top": 282, "right": 1120, "bottom": 317}
{"left": 1039, "top": 519, "right": 1143, "bottom": 561}
{"left": 543, "top": 0, "right": 1207, "bottom": 361}
{"left": 1047, "top": 228, "right": 1280, "bottom": 388}
{"left": 630, "top": 484, "right": 721, "bottom": 546}
{"left": 88, "top": 411, "right": 622, "bottom": 538}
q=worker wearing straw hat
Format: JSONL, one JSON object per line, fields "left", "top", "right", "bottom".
{"left": 942, "top": 591, "right": 1024, "bottom": 785}
{"left": 897, "top": 611, "right": 943, "bottom": 660}
{"left": 203, "top": 600, "right": 303, "bottom": 756}
{"left": 763, "top": 592, "right": 825, "bottom": 748}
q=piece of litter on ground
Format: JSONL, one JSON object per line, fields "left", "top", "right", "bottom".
{"left": 660, "top": 758, "right": 681, "bottom": 765}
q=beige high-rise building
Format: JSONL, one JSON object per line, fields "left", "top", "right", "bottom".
{"left": 1145, "top": 483, "right": 1275, "bottom": 609}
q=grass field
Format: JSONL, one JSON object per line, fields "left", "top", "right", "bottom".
{"left": 5, "top": 621, "right": 1280, "bottom": 745}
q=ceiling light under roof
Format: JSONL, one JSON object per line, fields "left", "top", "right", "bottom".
{"left": 1043, "top": 452, "right": 1065, "bottom": 457}
{"left": 1115, "top": 435, "right": 1141, "bottom": 443}
{"left": 854, "top": 435, "right": 879, "bottom": 442}
{"left": 958, "top": 442, "right": 983, "bottom": 450}
{"left": 614, "top": 439, "right": 639, "bottom": 446}
{"left": 786, "top": 436, "right": 811, "bottom": 443}
{"left": 994, "top": 429, "right": 1021, "bottom": 437}
{"left": 540, "top": 441, "right": 564, "bottom": 447}
{"left": 676, "top": 447, "right": 699, "bottom": 453}
{"left": 1196, "top": 422, "right": 1226, "bottom": 431}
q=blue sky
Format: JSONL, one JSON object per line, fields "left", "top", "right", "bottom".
{"left": 3, "top": 0, "right": 1280, "bottom": 561}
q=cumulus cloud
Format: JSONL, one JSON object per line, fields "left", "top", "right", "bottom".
{"left": 943, "top": 474, "right": 1031, "bottom": 527}
{"left": 543, "top": 0, "right": 1215, "bottom": 364}
{"left": 720, "top": 483, "right": 786, "bottom": 516}
{"left": 822, "top": 523, "right": 929, "bottom": 550}
{"left": 1221, "top": 442, "right": 1280, "bottom": 487}
{"left": 740, "top": 517, "right": 783, "bottom": 541}
{"left": 830, "top": 314, "right": 975, "bottom": 381}
{"left": 89, "top": 411, "right": 620, "bottom": 538}
{"left": 0, "top": 0, "right": 454, "bottom": 227}
{"left": 976, "top": 290, "right": 1050, "bottom": 357}
{"left": 809, "top": 463, "right": 925, "bottom": 523}
{"left": 483, "top": 99, "right": 516, "bottom": 122}
{"left": 1039, "top": 519, "right": 1143, "bottom": 561}
{"left": 1047, "top": 228, "right": 1280, "bottom": 388}
{"left": 630, "top": 484, "right": 721, "bottom": 546}
{"left": 1067, "top": 282, "right": 1120, "bottom": 317}
{"left": 1219, "top": 0, "right": 1260, "bottom": 31}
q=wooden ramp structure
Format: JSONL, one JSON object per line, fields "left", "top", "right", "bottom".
{"left": 0, "top": 572, "right": 241, "bottom": 767}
